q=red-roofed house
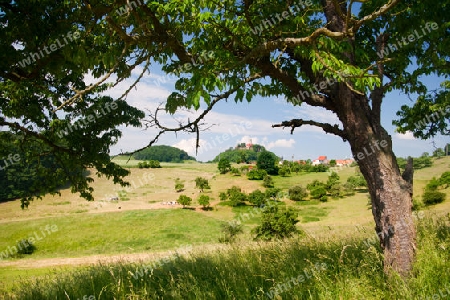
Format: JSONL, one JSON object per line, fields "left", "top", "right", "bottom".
{"left": 312, "top": 156, "right": 328, "bottom": 165}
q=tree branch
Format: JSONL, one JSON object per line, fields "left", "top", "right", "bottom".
{"left": 272, "top": 119, "right": 348, "bottom": 141}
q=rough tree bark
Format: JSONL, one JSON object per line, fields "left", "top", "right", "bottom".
{"left": 337, "top": 85, "right": 416, "bottom": 276}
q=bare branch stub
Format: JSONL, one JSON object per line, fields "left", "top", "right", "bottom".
{"left": 272, "top": 119, "right": 348, "bottom": 141}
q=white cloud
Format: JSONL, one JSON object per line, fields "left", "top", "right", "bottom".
{"left": 172, "top": 138, "right": 207, "bottom": 156}
{"left": 266, "top": 138, "right": 296, "bottom": 149}
{"left": 395, "top": 131, "right": 416, "bottom": 140}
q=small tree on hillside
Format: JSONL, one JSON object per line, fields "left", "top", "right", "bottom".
{"left": 178, "top": 195, "right": 192, "bottom": 208}
{"left": 278, "top": 165, "right": 291, "bottom": 177}
{"left": 218, "top": 158, "right": 231, "bottom": 174}
{"left": 289, "top": 185, "right": 308, "bottom": 201}
{"left": 198, "top": 194, "right": 211, "bottom": 209}
{"left": 253, "top": 206, "right": 300, "bottom": 241}
{"left": 248, "top": 189, "right": 266, "bottom": 207}
{"left": 257, "top": 151, "right": 278, "bottom": 175}
{"left": 195, "top": 177, "right": 210, "bottom": 192}
{"left": 263, "top": 175, "right": 274, "bottom": 188}
{"left": 175, "top": 179, "right": 185, "bottom": 192}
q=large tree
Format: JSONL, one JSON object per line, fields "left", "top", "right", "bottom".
{"left": 1, "top": 0, "right": 448, "bottom": 277}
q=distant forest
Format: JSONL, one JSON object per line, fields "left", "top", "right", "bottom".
{"left": 132, "top": 145, "right": 196, "bottom": 163}
{"left": 212, "top": 143, "right": 276, "bottom": 163}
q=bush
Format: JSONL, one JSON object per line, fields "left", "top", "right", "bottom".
{"left": 218, "top": 158, "right": 231, "bottom": 174}
{"left": 425, "top": 177, "right": 440, "bottom": 191}
{"left": 262, "top": 175, "right": 274, "bottom": 188}
{"left": 230, "top": 167, "right": 241, "bottom": 176}
{"left": 310, "top": 187, "right": 327, "bottom": 199}
{"left": 265, "top": 187, "right": 282, "bottom": 201}
{"left": 248, "top": 189, "right": 266, "bottom": 207}
{"left": 247, "top": 169, "right": 267, "bottom": 180}
{"left": 138, "top": 160, "right": 161, "bottom": 168}
{"left": 197, "top": 194, "right": 210, "bottom": 208}
{"left": 16, "top": 239, "right": 36, "bottom": 255}
{"left": 218, "top": 221, "right": 243, "bottom": 243}
{"left": 422, "top": 191, "right": 446, "bottom": 206}
{"left": 195, "top": 177, "right": 210, "bottom": 192}
{"left": 178, "top": 195, "right": 192, "bottom": 207}
{"left": 328, "top": 183, "right": 343, "bottom": 198}
{"left": 253, "top": 206, "right": 300, "bottom": 241}
{"left": 278, "top": 166, "right": 291, "bottom": 177}
{"left": 307, "top": 180, "right": 326, "bottom": 191}
{"left": 439, "top": 171, "right": 450, "bottom": 188}
{"left": 175, "top": 180, "right": 184, "bottom": 192}
{"left": 320, "top": 195, "right": 328, "bottom": 202}
{"left": 227, "top": 186, "right": 247, "bottom": 207}
{"left": 219, "top": 192, "right": 227, "bottom": 201}
{"left": 288, "top": 185, "right": 308, "bottom": 201}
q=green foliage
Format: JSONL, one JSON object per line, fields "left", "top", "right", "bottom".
{"left": 248, "top": 189, "right": 266, "bottom": 207}
{"left": 425, "top": 178, "right": 441, "bottom": 191}
{"left": 212, "top": 144, "right": 268, "bottom": 163}
{"left": 175, "top": 178, "right": 185, "bottom": 192}
{"left": 262, "top": 175, "right": 274, "bottom": 188}
{"left": 397, "top": 153, "right": 433, "bottom": 170}
{"left": 177, "top": 195, "right": 192, "bottom": 208}
{"left": 433, "top": 148, "right": 445, "bottom": 158}
{"left": 326, "top": 171, "right": 340, "bottom": 190}
{"left": 422, "top": 191, "right": 446, "bottom": 206}
{"left": 288, "top": 185, "right": 308, "bottom": 201}
{"left": 219, "top": 192, "right": 227, "bottom": 201}
{"left": 138, "top": 160, "right": 161, "bottom": 168}
{"left": 225, "top": 186, "right": 247, "bottom": 207}
{"left": 278, "top": 165, "right": 291, "bottom": 177}
{"left": 16, "top": 239, "right": 36, "bottom": 255}
{"left": 134, "top": 145, "right": 195, "bottom": 163}
{"left": 346, "top": 175, "right": 367, "bottom": 189}
{"left": 253, "top": 206, "right": 300, "bottom": 241}
{"left": 218, "top": 221, "right": 243, "bottom": 243}
{"left": 439, "top": 171, "right": 450, "bottom": 188}
{"left": 195, "top": 177, "right": 210, "bottom": 192}
{"left": 307, "top": 180, "right": 327, "bottom": 191}
{"left": 218, "top": 158, "right": 231, "bottom": 174}
{"left": 265, "top": 188, "right": 282, "bottom": 201}
{"left": 197, "top": 194, "right": 210, "bottom": 208}
{"left": 256, "top": 151, "right": 279, "bottom": 175}
{"left": 310, "top": 187, "right": 327, "bottom": 200}
{"left": 230, "top": 167, "right": 241, "bottom": 176}
{"left": 320, "top": 195, "right": 328, "bottom": 202}
{"left": 247, "top": 169, "right": 267, "bottom": 180}
{"left": 329, "top": 159, "right": 337, "bottom": 167}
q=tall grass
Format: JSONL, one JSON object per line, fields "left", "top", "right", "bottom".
{"left": 3, "top": 215, "right": 450, "bottom": 300}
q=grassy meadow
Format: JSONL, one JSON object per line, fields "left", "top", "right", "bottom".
{"left": 0, "top": 156, "right": 449, "bottom": 299}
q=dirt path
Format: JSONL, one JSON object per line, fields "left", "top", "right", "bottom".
{"left": 0, "top": 243, "right": 226, "bottom": 270}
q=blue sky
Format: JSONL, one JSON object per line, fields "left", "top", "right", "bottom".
{"left": 92, "top": 60, "right": 448, "bottom": 162}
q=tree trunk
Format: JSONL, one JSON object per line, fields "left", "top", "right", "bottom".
{"left": 337, "top": 87, "right": 416, "bottom": 277}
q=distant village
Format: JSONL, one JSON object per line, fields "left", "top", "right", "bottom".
{"left": 235, "top": 140, "right": 354, "bottom": 166}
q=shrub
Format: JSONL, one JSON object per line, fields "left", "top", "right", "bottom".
{"left": 218, "top": 158, "right": 231, "bottom": 174}
{"left": 307, "top": 180, "right": 326, "bottom": 191}
{"left": 247, "top": 169, "right": 267, "bottom": 180}
{"left": 310, "top": 187, "right": 327, "bottom": 199}
{"left": 195, "top": 177, "right": 210, "bottom": 192}
{"left": 218, "top": 221, "right": 243, "bottom": 243}
{"left": 227, "top": 186, "right": 247, "bottom": 206}
{"left": 16, "top": 239, "right": 36, "bottom": 255}
{"left": 328, "top": 183, "right": 342, "bottom": 198}
{"left": 288, "top": 185, "right": 308, "bottom": 201}
{"left": 425, "top": 177, "right": 440, "bottom": 191}
{"left": 265, "top": 187, "right": 282, "bottom": 201}
{"left": 248, "top": 189, "right": 266, "bottom": 207}
{"left": 346, "top": 174, "right": 367, "bottom": 188}
{"left": 439, "top": 171, "right": 450, "bottom": 188}
{"left": 422, "top": 191, "right": 446, "bottom": 206}
{"left": 412, "top": 197, "right": 424, "bottom": 211}
{"left": 219, "top": 192, "right": 227, "bottom": 201}
{"left": 278, "top": 166, "right": 291, "bottom": 177}
{"left": 175, "top": 181, "right": 184, "bottom": 192}
{"left": 198, "top": 194, "right": 210, "bottom": 208}
{"left": 320, "top": 195, "right": 328, "bottom": 202}
{"left": 262, "top": 175, "right": 274, "bottom": 188}
{"left": 231, "top": 167, "right": 241, "bottom": 176}
{"left": 253, "top": 206, "right": 300, "bottom": 241}
{"left": 178, "top": 195, "right": 192, "bottom": 207}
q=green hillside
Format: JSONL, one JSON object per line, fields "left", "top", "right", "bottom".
{"left": 212, "top": 143, "right": 277, "bottom": 163}
{"left": 131, "top": 145, "right": 196, "bottom": 162}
